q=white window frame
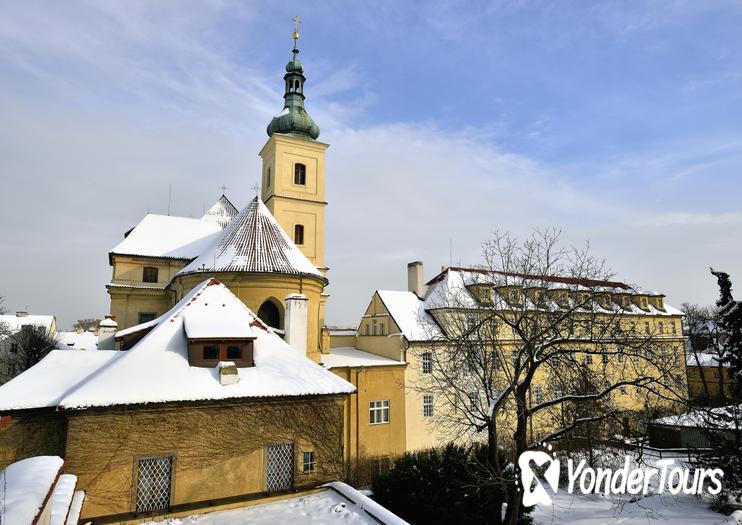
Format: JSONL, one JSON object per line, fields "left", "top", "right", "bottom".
{"left": 302, "top": 451, "right": 315, "bottom": 473}
{"left": 533, "top": 386, "right": 543, "bottom": 405}
{"left": 423, "top": 394, "right": 434, "bottom": 418}
{"left": 369, "top": 400, "right": 390, "bottom": 425}
{"left": 421, "top": 352, "right": 432, "bottom": 374}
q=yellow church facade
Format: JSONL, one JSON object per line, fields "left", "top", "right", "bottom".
{"left": 106, "top": 38, "right": 330, "bottom": 361}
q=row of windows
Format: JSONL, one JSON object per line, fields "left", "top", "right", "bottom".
{"left": 363, "top": 319, "right": 387, "bottom": 336}
{"left": 369, "top": 396, "right": 435, "bottom": 424}
{"left": 135, "top": 446, "right": 316, "bottom": 513}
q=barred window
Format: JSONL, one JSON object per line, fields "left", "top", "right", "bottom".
{"left": 421, "top": 352, "right": 432, "bottom": 374}
{"left": 369, "top": 400, "right": 390, "bottom": 424}
{"left": 423, "top": 394, "right": 434, "bottom": 418}
{"left": 135, "top": 455, "right": 173, "bottom": 513}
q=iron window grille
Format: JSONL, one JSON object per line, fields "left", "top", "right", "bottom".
{"left": 135, "top": 455, "right": 173, "bottom": 514}
{"left": 266, "top": 443, "right": 294, "bottom": 492}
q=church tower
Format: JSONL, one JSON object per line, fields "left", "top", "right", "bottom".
{"left": 260, "top": 19, "right": 328, "bottom": 273}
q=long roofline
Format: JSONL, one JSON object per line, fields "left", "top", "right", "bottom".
{"left": 425, "top": 266, "right": 635, "bottom": 291}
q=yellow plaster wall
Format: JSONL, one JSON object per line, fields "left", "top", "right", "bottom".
{"left": 259, "top": 134, "right": 328, "bottom": 268}
{"left": 64, "top": 399, "right": 345, "bottom": 521}
{"left": 330, "top": 365, "right": 407, "bottom": 463}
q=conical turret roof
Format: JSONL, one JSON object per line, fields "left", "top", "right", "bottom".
{"left": 177, "top": 196, "right": 324, "bottom": 281}
{"left": 201, "top": 194, "right": 238, "bottom": 228}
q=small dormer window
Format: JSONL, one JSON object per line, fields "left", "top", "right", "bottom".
{"left": 203, "top": 345, "right": 218, "bottom": 360}
{"left": 188, "top": 339, "right": 254, "bottom": 368}
{"left": 294, "top": 163, "right": 306, "bottom": 185}
{"left": 226, "top": 345, "right": 242, "bottom": 359}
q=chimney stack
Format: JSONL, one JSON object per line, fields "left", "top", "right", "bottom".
{"left": 407, "top": 261, "right": 425, "bottom": 298}
{"left": 284, "top": 293, "right": 308, "bottom": 356}
{"left": 98, "top": 315, "right": 118, "bottom": 350}
{"left": 218, "top": 361, "right": 239, "bottom": 385}
{"left": 15, "top": 311, "right": 28, "bottom": 318}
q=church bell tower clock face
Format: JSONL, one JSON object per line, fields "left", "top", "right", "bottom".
{"left": 260, "top": 21, "right": 328, "bottom": 271}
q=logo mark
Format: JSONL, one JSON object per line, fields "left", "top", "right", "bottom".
{"left": 518, "top": 447, "right": 560, "bottom": 506}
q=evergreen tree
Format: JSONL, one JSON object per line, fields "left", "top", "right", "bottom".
{"left": 700, "top": 269, "right": 742, "bottom": 510}
{"left": 711, "top": 269, "right": 742, "bottom": 399}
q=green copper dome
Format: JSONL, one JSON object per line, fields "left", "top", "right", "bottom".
{"left": 267, "top": 47, "right": 320, "bottom": 140}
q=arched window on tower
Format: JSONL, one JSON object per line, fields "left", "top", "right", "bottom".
{"left": 294, "top": 163, "right": 306, "bottom": 185}
{"left": 294, "top": 224, "right": 304, "bottom": 245}
{"left": 266, "top": 167, "right": 271, "bottom": 188}
{"left": 258, "top": 300, "right": 282, "bottom": 329}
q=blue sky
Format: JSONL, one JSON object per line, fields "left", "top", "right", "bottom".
{"left": 0, "top": 1, "right": 741, "bottom": 327}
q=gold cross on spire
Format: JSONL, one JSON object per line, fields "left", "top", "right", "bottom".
{"left": 292, "top": 16, "right": 301, "bottom": 48}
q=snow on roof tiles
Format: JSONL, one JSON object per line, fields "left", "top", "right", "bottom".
{"left": 109, "top": 214, "right": 222, "bottom": 260}
{"left": 0, "top": 351, "right": 120, "bottom": 411}
{"left": 176, "top": 197, "right": 324, "bottom": 280}
{"left": 0, "top": 279, "right": 354, "bottom": 412}
{"left": 376, "top": 290, "right": 442, "bottom": 342}
{"left": 0, "top": 314, "right": 55, "bottom": 333}
{"left": 201, "top": 194, "right": 239, "bottom": 228}
{"left": 321, "top": 347, "right": 405, "bottom": 369}
{"left": 0, "top": 456, "right": 64, "bottom": 525}
{"left": 57, "top": 331, "right": 98, "bottom": 351}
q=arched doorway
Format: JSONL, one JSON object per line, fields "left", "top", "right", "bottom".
{"left": 258, "top": 299, "right": 282, "bottom": 329}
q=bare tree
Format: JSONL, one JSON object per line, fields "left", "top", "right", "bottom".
{"left": 73, "top": 318, "right": 101, "bottom": 333}
{"left": 0, "top": 325, "right": 58, "bottom": 384}
{"left": 412, "top": 229, "right": 686, "bottom": 525}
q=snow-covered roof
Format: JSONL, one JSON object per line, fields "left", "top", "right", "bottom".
{"left": 322, "top": 347, "right": 405, "bottom": 369}
{"left": 376, "top": 290, "right": 443, "bottom": 341}
{"left": 140, "top": 481, "right": 409, "bottom": 525}
{"left": 57, "top": 331, "right": 98, "bottom": 351}
{"left": 686, "top": 351, "right": 729, "bottom": 368}
{"left": 110, "top": 214, "right": 222, "bottom": 260}
{"left": 176, "top": 197, "right": 324, "bottom": 280}
{"left": 0, "top": 351, "right": 119, "bottom": 411}
{"left": 0, "top": 456, "right": 64, "bottom": 525}
{"left": 653, "top": 405, "right": 742, "bottom": 429}
{"left": 0, "top": 314, "right": 55, "bottom": 333}
{"left": 49, "top": 474, "right": 77, "bottom": 525}
{"left": 328, "top": 327, "right": 358, "bottom": 337}
{"left": 201, "top": 194, "right": 239, "bottom": 228}
{"left": 0, "top": 279, "right": 354, "bottom": 412}
{"left": 183, "top": 306, "right": 257, "bottom": 340}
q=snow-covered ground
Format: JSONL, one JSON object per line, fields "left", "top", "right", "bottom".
{"left": 533, "top": 491, "right": 739, "bottom": 525}
{"left": 144, "top": 484, "right": 408, "bottom": 525}
{"left": 532, "top": 446, "right": 740, "bottom": 525}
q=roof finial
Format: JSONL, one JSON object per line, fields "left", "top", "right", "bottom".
{"left": 292, "top": 16, "right": 301, "bottom": 50}
{"left": 219, "top": 184, "right": 229, "bottom": 196}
